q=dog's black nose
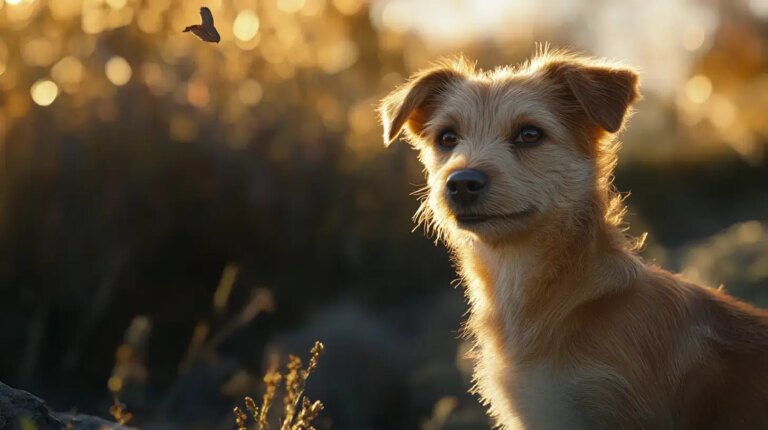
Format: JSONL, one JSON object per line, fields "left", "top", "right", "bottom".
{"left": 446, "top": 169, "right": 488, "bottom": 206}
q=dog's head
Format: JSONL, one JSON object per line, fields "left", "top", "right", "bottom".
{"left": 379, "top": 51, "right": 639, "bottom": 246}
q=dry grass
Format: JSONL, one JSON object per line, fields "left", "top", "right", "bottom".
{"left": 101, "top": 265, "right": 328, "bottom": 429}
{"left": 109, "top": 398, "right": 133, "bottom": 426}
{"left": 234, "top": 341, "right": 326, "bottom": 430}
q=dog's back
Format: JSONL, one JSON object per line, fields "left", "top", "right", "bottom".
{"left": 674, "top": 283, "right": 768, "bottom": 429}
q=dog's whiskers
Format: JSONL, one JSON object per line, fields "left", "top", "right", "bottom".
{"left": 409, "top": 184, "right": 430, "bottom": 198}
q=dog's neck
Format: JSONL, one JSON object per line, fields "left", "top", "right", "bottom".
{"left": 456, "top": 198, "right": 641, "bottom": 362}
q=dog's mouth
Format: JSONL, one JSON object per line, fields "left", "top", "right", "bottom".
{"left": 454, "top": 207, "right": 536, "bottom": 225}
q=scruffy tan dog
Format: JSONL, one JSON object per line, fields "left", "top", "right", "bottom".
{"left": 379, "top": 49, "right": 768, "bottom": 429}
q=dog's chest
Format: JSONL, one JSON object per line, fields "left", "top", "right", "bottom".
{"left": 511, "top": 365, "right": 584, "bottom": 430}
{"left": 473, "top": 251, "right": 589, "bottom": 429}
{"left": 468, "top": 249, "right": 586, "bottom": 430}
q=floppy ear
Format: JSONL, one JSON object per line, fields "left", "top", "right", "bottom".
{"left": 548, "top": 62, "right": 640, "bottom": 133}
{"left": 379, "top": 68, "right": 463, "bottom": 145}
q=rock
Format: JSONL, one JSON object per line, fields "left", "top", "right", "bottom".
{"left": 56, "top": 414, "right": 135, "bottom": 430}
{"left": 0, "top": 381, "right": 134, "bottom": 430}
{"left": 0, "top": 382, "right": 64, "bottom": 430}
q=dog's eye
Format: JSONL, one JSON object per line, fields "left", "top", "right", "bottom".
{"left": 438, "top": 130, "right": 459, "bottom": 149}
{"left": 514, "top": 126, "right": 543, "bottom": 147}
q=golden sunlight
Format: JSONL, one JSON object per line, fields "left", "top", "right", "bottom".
{"left": 4, "top": 0, "right": 36, "bottom": 24}
{"left": 709, "top": 95, "right": 737, "bottom": 130}
{"left": 48, "top": 0, "right": 81, "bottom": 20}
{"left": 373, "top": 0, "right": 534, "bottom": 44}
{"left": 277, "top": 0, "right": 306, "bottom": 14}
{"left": 237, "top": 79, "right": 263, "bottom": 107}
{"left": 682, "top": 25, "right": 706, "bottom": 51}
{"left": 21, "top": 37, "right": 56, "bottom": 66}
{"left": 686, "top": 75, "right": 713, "bottom": 104}
{"left": 141, "top": 63, "right": 166, "bottom": 95}
{"left": 82, "top": 9, "right": 106, "bottom": 34}
{"left": 105, "top": 56, "right": 132, "bottom": 86}
{"left": 333, "top": 0, "right": 363, "bottom": 15}
{"left": 51, "top": 56, "right": 84, "bottom": 87}
{"left": 30, "top": 79, "right": 59, "bottom": 106}
{"left": 105, "top": 0, "right": 127, "bottom": 10}
{"left": 749, "top": 0, "right": 768, "bottom": 17}
{"left": 138, "top": 10, "right": 163, "bottom": 33}
{"left": 233, "top": 10, "right": 260, "bottom": 42}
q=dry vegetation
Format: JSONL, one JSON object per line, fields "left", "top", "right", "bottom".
{"left": 233, "top": 341, "right": 326, "bottom": 430}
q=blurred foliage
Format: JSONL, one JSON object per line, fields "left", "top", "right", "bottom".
{"left": 679, "top": 221, "right": 768, "bottom": 306}
{"left": 0, "top": 0, "right": 765, "bottom": 429}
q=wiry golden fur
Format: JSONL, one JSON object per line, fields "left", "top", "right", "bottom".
{"left": 379, "top": 49, "right": 768, "bottom": 429}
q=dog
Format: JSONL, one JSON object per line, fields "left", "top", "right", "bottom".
{"left": 379, "top": 49, "right": 768, "bottom": 429}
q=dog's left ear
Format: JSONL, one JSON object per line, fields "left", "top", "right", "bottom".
{"left": 547, "top": 62, "right": 640, "bottom": 133}
{"left": 379, "top": 67, "right": 463, "bottom": 145}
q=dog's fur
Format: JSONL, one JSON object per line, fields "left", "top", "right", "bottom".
{"left": 379, "top": 49, "right": 768, "bottom": 429}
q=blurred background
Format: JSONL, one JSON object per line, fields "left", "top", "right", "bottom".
{"left": 0, "top": 0, "right": 766, "bottom": 428}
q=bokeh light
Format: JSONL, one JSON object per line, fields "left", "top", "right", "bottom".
{"left": 749, "top": 0, "right": 768, "bottom": 18}
{"left": 22, "top": 38, "right": 57, "bottom": 66}
{"left": 105, "top": 0, "right": 128, "bottom": 10}
{"left": 186, "top": 76, "right": 210, "bottom": 108}
{"left": 170, "top": 113, "right": 199, "bottom": 142}
{"left": 709, "top": 96, "right": 737, "bottom": 130}
{"left": 4, "top": 0, "right": 37, "bottom": 25}
{"left": 278, "top": 0, "right": 306, "bottom": 13}
{"left": 82, "top": 8, "right": 106, "bottom": 34}
{"left": 237, "top": 79, "right": 263, "bottom": 106}
{"left": 30, "top": 79, "right": 59, "bottom": 106}
{"left": 49, "top": 0, "right": 81, "bottom": 20}
{"left": 0, "top": 0, "right": 757, "bottom": 163}
{"left": 105, "top": 56, "right": 132, "bottom": 86}
{"left": 686, "top": 75, "right": 713, "bottom": 104}
{"left": 682, "top": 25, "right": 706, "bottom": 51}
{"left": 51, "top": 56, "right": 84, "bottom": 88}
{"left": 138, "top": 10, "right": 163, "bottom": 33}
{"left": 233, "top": 10, "right": 260, "bottom": 42}
{"left": 317, "top": 40, "right": 359, "bottom": 74}
{"left": 333, "top": 0, "right": 363, "bottom": 15}
{"left": 379, "top": 0, "right": 411, "bottom": 33}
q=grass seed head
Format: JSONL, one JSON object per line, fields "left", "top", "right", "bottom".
{"left": 234, "top": 406, "right": 248, "bottom": 430}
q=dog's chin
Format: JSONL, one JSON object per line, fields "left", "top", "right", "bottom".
{"left": 450, "top": 207, "right": 537, "bottom": 244}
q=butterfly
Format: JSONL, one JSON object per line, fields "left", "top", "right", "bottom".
{"left": 183, "top": 7, "right": 221, "bottom": 43}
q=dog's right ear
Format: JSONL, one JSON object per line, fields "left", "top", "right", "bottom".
{"left": 379, "top": 67, "right": 463, "bottom": 146}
